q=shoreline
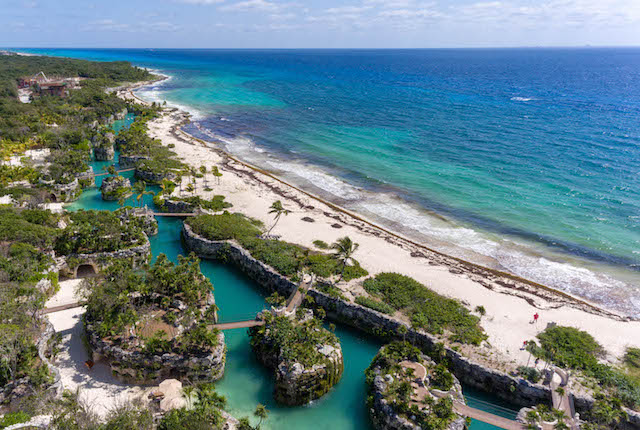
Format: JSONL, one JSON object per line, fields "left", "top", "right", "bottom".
{"left": 118, "top": 79, "right": 640, "bottom": 365}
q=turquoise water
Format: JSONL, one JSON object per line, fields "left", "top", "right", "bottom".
{"left": 64, "top": 116, "right": 516, "bottom": 429}
{"left": 17, "top": 48, "right": 640, "bottom": 316}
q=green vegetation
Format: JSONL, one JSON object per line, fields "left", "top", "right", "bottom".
{"left": 313, "top": 240, "right": 329, "bottom": 249}
{"left": 366, "top": 342, "right": 459, "bottom": 430}
{"left": 187, "top": 212, "right": 368, "bottom": 281}
{"left": 54, "top": 209, "right": 146, "bottom": 255}
{"left": 0, "top": 54, "right": 154, "bottom": 209}
{"left": 581, "top": 394, "right": 628, "bottom": 430}
{"left": 0, "top": 411, "right": 31, "bottom": 429}
{"left": 517, "top": 366, "right": 542, "bottom": 383}
{"left": 355, "top": 296, "right": 395, "bottom": 314}
{"left": 362, "top": 273, "right": 486, "bottom": 345}
{"left": 83, "top": 254, "right": 219, "bottom": 353}
{"left": 249, "top": 311, "right": 339, "bottom": 368}
{"left": 163, "top": 195, "right": 232, "bottom": 212}
{"left": 0, "top": 207, "right": 60, "bottom": 249}
{"left": 529, "top": 326, "right": 640, "bottom": 408}
{"left": 116, "top": 113, "right": 187, "bottom": 182}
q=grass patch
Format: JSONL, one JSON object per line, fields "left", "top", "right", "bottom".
{"left": 355, "top": 296, "right": 395, "bottom": 315}
{"left": 362, "top": 272, "right": 486, "bottom": 345}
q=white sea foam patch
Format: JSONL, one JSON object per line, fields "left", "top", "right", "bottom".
{"left": 511, "top": 96, "right": 534, "bottom": 102}
{"left": 268, "top": 160, "right": 364, "bottom": 201}
{"left": 356, "top": 195, "right": 640, "bottom": 317}
{"left": 134, "top": 72, "right": 206, "bottom": 120}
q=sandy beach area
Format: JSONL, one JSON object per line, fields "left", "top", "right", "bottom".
{"left": 119, "top": 85, "right": 640, "bottom": 370}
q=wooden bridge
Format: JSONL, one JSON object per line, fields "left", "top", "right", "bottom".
{"left": 150, "top": 212, "right": 197, "bottom": 217}
{"left": 212, "top": 320, "right": 265, "bottom": 330}
{"left": 79, "top": 168, "right": 136, "bottom": 178}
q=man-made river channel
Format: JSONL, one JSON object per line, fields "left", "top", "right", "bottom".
{"left": 65, "top": 115, "right": 519, "bottom": 429}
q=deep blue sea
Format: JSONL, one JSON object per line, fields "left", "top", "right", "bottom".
{"left": 16, "top": 48, "right": 640, "bottom": 316}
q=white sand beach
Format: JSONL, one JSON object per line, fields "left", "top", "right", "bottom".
{"left": 117, "top": 83, "right": 640, "bottom": 371}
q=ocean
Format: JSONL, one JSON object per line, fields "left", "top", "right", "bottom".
{"left": 17, "top": 47, "right": 640, "bottom": 316}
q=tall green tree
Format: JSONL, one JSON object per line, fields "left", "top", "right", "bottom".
{"left": 266, "top": 200, "right": 291, "bottom": 236}
{"left": 254, "top": 404, "right": 269, "bottom": 429}
{"left": 133, "top": 180, "right": 153, "bottom": 208}
{"left": 331, "top": 236, "right": 359, "bottom": 281}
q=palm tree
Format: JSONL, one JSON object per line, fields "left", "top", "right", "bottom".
{"left": 254, "top": 404, "right": 268, "bottom": 429}
{"left": 133, "top": 180, "right": 153, "bottom": 208}
{"left": 159, "top": 178, "right": 172, "bottom": 197}
{"left": 199, "top": 165, "right": 208, "bottom": 188}
{"left": 105, "top": 165, "right": 117, "bottom": 176}
{"left": 186, "top": 183, "right": 195, "bottom": 196}
{"left": 266, "top": 200, "right": 291, "bottom": 235}
{"left": 212, "top": 166, "right": 222, "bottom": 185}
{"left": 331, "top": 236, "right": 359, "bottom": 281}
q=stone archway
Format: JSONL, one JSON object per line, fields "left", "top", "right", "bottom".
{"left": 75, "top": 263, "right": 98, "bottom": 278}
{"left": 49, "top": 193, "right": 58, "bottom": 203}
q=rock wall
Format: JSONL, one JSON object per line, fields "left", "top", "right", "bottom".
{"left": 118, "top": 155, "right": 149, "bottom": 169}
{"left": 86, "top": 324, "right": 226, "bottom": 385}
{"left": 135, "top": 167, "right": 179, "bottom": 184}
{"left": 164, "top": 198, "right": 195, "bottom": 213}
{"left": 100, "top": 175, "right": 132, "bottom": 201}
{"left": 61, "top": 237, "right": 151, "bottom": 278}
{"left": 182, "top": 223, "right": 639, "bottom": 423}
{"left": 250, "top": 312, "right": 344, "bottom": 406}
{"left": 94, "top": 144, "right": 115, "bottom": 161}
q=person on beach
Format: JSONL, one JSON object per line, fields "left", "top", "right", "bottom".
{"left": 531, "top": 312, "right": 539, "bottom": 324}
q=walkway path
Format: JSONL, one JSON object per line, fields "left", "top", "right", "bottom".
{"left": 285, "top": 280, "right": 312, "bottom": 313}
{"left": 550, "top": 367, "right": 579, "bottom": 430}
{"left": 43, "top": 301, "right": 84, "bottom": 314}
{"left": 151, "top": 212, "right": 197, "bottom": 217}
{"left": 80, "top": 168, "right": 136, "bottom": 178}
{"left": 43, "top": 279, "right": 143, "bottom": 418}
{"left": 213, "top": 320, "right": 265, "bottom": 330}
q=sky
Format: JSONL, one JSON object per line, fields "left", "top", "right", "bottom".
{"left": 2, "top": 0, "right": 640, "bottom": 49}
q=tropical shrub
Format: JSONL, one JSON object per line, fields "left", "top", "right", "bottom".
{"left": 363, "top": 273, "right": 486, "bottom": 345}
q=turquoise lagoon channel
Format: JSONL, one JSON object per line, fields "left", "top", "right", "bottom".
{"left": 65, "top": 115, "right": 519, "bottom": 429}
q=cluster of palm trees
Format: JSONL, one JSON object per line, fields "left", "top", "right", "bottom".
{"left": 267, "top": 200, "right": 360, "bottom": 282}
{"left": 102, "top": 161, "right": 224, "bottom": 207}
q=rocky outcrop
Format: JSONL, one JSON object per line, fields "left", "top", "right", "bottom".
{"left": 115, "top": 108, "right": 128, "bottom": 120}
{"left": 117, "top": 207, "right": 159, "bottom": 236}
{"left": 94, "top": 144, "right": 115, "bottom": 161}
{"left": 250, "top": 310, "right": 344, "bottom": 406}
{"left": 60, "top": 236, "right": 151, "bottom": 278}
{"left": 164, "top": 198, "right": 196, "bottom": 213}
{"left": 135, "top": 166, "right": 179, "bottom": 184}
{"left": 87, "top": 325, "right": 225, "bottom": 385}
{"left": 118, "top": 154, "right": 149, "bottom": 169}
{"left": 93, "top": 132, "right": 116, "bottom": 161}
{"left": 39, "top": 178, "right": 82, "bottom": 203}
{"left": 100, "top": 175, "right": 132, "bottom": 201}
{"left": 86, "top": 292, "right": 225, "bottom": 385}
{"left": 368, "top": 350, "right": 466, "bottom": 430}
